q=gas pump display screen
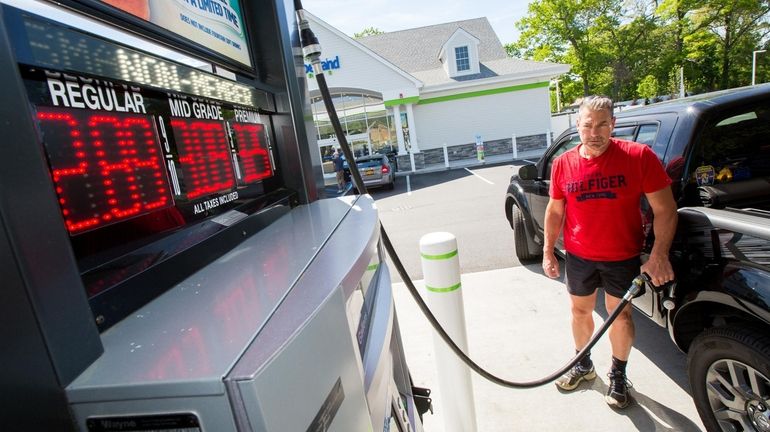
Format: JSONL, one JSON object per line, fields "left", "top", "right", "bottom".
{"left": 27, "top": 70, "right": 277, "bottom": 238}
{"left": 21, "top": 65, "right": 282, "bottom": 309}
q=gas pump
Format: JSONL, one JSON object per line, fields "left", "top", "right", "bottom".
{"left": 0, "top": 0, "right": 424, "bottom": 430}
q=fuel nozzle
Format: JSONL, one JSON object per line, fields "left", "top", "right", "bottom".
{"left": 294, "top": 1, "right": 322, "bottom": 67}
{"left": 633, "top": 273, "right": 677, "bottom": 309}
{"left": 624, "top": 274, "right": 648, "bottom": 300}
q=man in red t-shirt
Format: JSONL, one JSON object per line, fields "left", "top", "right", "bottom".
{"left": 543, "top": 96, "right": 677, "bottom": 409}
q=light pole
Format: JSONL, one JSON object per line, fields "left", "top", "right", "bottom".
{"left": 752, "top": 49, "right": 766, "bottom": 86}
{"left": 552, "top": 79, "right": 561, "bottom": 112}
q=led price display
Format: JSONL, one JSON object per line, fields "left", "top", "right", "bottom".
{"left": 37, "top": 107, "right": 173, "bottom": 234}
{"left": 171, "top": 118, "right": 236, "bottom": 199}
{"left": 232, "top": 122, "right": 273, "bottom": 183}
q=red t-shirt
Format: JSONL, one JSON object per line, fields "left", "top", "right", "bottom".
{"left": 550, "top": 138, "right": 672, "bottom": 261}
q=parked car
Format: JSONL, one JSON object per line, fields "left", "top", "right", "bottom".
{"left": 505, "top": 84, "right": 770, "bottom": 431}
{"left": 344, "top": 153, "right": 395, "bottom": 190}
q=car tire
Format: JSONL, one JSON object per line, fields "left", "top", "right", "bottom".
{"left": 388, "top": 178, "right": 395, "bottom": 190}
{"left": 688, "top": 325, "right": 770, "bottom": 432}
{"left": 512, "top": 205, "right": 541, "bottom": 261}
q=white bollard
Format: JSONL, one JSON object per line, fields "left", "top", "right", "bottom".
{"left": 443, "top": 144, "right": 449, "bottom": 168}
{"left": 512, "top": 134, "right": 518, "bottom": 160}
{"left": 419, "top": 232, "right": 477, "bottom": 432}
{"left": 546, "top": 129, "right": 552, "bottom": 147}
{"left": 410, "top": 151, "right": 416, "bottom": 173}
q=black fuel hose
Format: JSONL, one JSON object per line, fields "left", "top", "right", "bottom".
{"left": 294, "top": 2, "right": 645, "bottom": 388}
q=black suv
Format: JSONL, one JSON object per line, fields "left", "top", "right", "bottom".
{"left": 505, "top": 84, "right": 770, "bottom": 431}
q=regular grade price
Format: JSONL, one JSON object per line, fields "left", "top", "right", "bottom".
{"left": 36, "top": 107, "right": 273, "bottom": 235}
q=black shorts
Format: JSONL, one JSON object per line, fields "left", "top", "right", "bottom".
{"left": 565, "top": 252, "right": 643, "bottom": 299}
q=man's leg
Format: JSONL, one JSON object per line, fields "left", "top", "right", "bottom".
{"left": 555, "top": 291, "right": 598, "bottom": 390}
{"left": 556, "top": 254, "right": 601, "bottom": 390}
{"left": 604, "top": 293, "right": 634, "bottom": 361}
{"left": 604, "top": 292, "right": 634, "bottom": 408}
{"left": 571, "top": 291, "right": 598, "bottom": 350}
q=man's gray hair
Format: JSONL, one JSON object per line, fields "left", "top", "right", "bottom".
{"left": 578, "top": 95, "right": 614, "bottom": 118}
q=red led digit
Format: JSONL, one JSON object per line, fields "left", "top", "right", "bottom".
{"left": 232, "top": 123, "right": 273, "bottom": 183}
{"left": 171, "top": 119, "right": 235, "bottom": 199}
{"left": 37, "top": 107, "right": 173, "bottom": 234}
{"left": 91, "top": 115, "right": 171, "bottom": 218}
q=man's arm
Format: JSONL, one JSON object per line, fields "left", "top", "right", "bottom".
{"left": 542, "top": 198, "right": 565, "bottom": 278}
{"left": 640, "top": 186, "right": 678, "bottom": 286}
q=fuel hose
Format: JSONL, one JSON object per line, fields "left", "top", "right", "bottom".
{"left": 294, "top": 1, "right": 645, "bottom": 388}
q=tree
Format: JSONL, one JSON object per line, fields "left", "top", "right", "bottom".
{"left": 690, "top": 0, "right": 770, "bottom": 88}
{"left": 637, "top": 75, "right": 659, "bottom": 99}
{"left": 510, "top": 0, "right": 770, "bottom": 105}
{"left": 512, "top": 0, "right": 623, "bottom": 96}
{"left": 354, "top": 27, "right": 385, "bottom": 39}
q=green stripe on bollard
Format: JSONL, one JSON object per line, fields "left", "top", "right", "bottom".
{"left": 420, "top": 250, "right": 458, "bottom": 260}
{"left": 426, "top": 282, "right": 461, "bottom": 293}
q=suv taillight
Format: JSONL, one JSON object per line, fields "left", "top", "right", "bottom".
{"left": 381, "top": 165, "right": 390, "bottom": 174}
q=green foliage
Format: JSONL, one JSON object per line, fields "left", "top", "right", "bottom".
{"left": 354, "top": 27, "right": 385, "bottom": 39}
{"left": 637, "top": 75, "right": 659, "bottom": 99}
{"left": 512, "top": 0, "right": 770, "bottom": 109}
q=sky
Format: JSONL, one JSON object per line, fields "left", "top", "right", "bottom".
{"left": 302, "top": 0, "right": 531, "bottom": 45}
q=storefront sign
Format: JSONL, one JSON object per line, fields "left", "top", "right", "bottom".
{"left": 305, "top": 56, "right": 341, "bottom": 78}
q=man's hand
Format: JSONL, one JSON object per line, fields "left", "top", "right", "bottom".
{"left": 542, "top": 198, "right": 565, "bottom": 279}
{"left": 643, "top": 186, "right": 678, "bottom": 287}
{"left": 640, "top": 254, "right": 674, "bottom": 287}
{"left": 543, "top": 251, "right": 560, "bottom": 278}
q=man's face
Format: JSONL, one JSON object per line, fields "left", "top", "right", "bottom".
{"left": 577, "top": 107, "right": 615, "bottom": 152}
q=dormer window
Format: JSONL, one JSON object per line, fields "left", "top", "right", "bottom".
{"left": 439, "top": 29, "right": 480, "bottom": 78}
{"left": 455, "top": 46, "right": 470, "bottom": 72}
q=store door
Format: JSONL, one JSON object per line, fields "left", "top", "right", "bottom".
{"left": 347, "top": 133, "right": 372, "bottom": 158}
{"left": 318, "top": 134, "right": 372, "bottom": 184}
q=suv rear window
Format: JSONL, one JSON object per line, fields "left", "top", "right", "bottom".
{"left": 690, "top": 101, "right": 770, "bottom": 179}
{"left": 686, "top": 100, "right": 770, "bottom": 209}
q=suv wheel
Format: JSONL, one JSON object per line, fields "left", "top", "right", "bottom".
{"left": 512, "top": 206, "right": 541, "bottom": 261}
{"left": 688, "top": 326, "right": 770, "bottom": 432}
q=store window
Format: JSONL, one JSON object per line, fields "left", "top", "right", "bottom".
{"left": 455, "top": 46, "right": 470, "bottom": 72}
{"left": 310, "top": 92, "right": 398, "bottom": 164}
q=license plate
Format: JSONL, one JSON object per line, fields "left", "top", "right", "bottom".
{"left": 364, "top": 168, "right": 375, "bottom": 175}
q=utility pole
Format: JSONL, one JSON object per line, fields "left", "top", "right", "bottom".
{"left": 753, "top": 50, "right": 766, "bottom": 86}
{"left": 552, "top": 79, "right": 561, "bottom": 112}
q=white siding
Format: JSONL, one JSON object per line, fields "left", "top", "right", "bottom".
{"left": 306, "top": 19, "right": 419, "bottom": 98}
{"left": 413, "top": 87, "right": 551, "bottom": 150}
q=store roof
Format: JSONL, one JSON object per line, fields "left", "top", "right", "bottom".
{"left": 410, "top": 58, "right": 569, "bottom": 87}
{"left": 357, "top": 17, "right": 506, "bottom": 73}
{"left": 357, "top": 18, "right": 569, "bottom": 87}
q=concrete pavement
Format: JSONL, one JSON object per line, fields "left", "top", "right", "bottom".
{"left": 392, "top": 264, "right": 705, "bottom": 432}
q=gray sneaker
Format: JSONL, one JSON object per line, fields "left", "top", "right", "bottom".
{"left": 605, "top": 370, "right": 632, "bottom": 409}
{"left": 555, "top": 363, "right": 596, "bottom": 391}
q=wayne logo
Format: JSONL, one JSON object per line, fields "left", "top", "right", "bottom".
{"left": 305, "top": 56, "right": 341, "bottom": 78}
